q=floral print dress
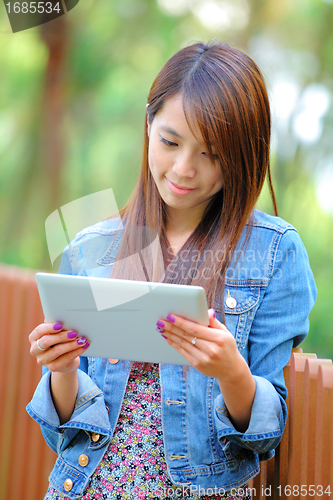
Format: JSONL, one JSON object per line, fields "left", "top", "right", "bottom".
{"left": 44, "top": 362, "right": 251, "bottom": 500}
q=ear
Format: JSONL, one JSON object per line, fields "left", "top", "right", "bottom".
{"left": 146, "top": 104, "right": 151, "bottom": 137}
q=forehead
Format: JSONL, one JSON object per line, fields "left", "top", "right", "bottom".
{"left": 154, "top": 94, "right": 204, "bottom": 142}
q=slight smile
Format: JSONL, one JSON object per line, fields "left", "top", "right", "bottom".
{"left": 165, "top": 177, "right": 197, "bottom": 196}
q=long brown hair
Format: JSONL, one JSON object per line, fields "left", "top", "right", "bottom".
{"left": 110, "top": 41, "right": 277, "bottom": 311}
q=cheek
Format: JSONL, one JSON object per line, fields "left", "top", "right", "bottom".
{"left": 148, "top": 146, "right": 156, "bottom": 174}
{"left": 148, "top": 147, "right": 162, "bottom": 185}
{"left": 149, "top": 145, "right": 166, "bottom": 175}
{"left": 209, "top": 171, "right": 224, "bottom": 191}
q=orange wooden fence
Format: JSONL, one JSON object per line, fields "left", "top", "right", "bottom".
{"left": 0, "top": 264, "right": 56, "bottom": 500}
{"left": 0, "top": 263, "right": 332, "bottom": 500}
{"left": 251, "top": 352, "right": 333, "bottom": 499}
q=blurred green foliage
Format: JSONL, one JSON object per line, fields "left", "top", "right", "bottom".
{"left": 0, "top": 0, "right": 332, "bottom": 358}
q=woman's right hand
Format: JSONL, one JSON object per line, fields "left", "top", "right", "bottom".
{"left": 29, "top": 322, "right": 90, "bottom": 374}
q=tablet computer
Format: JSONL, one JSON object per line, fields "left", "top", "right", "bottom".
{"left": 35, "top": 272, "right": 209, "bottom": 366}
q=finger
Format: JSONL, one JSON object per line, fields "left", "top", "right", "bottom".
{"left": 162, "top": 325, "right": 215, "bottom": 360}
{"left": 157, "top": 317, "right": 199, "bottom": 341}
{"left": 29, "top": 322, "right": 63, "bottom": 342}
{"left": 163, "top": 333, "right": 209, "bottom": 367}
{"left": 44, "top": 344, "right": 90, "bottom": 372}
{"left": 158, "top": 321, "right": 200, "bottom": 349}
{"left": 159, "top": 318, "right": 203, "bottom": 351}
{"left": 160, "top": 314, "right": 226, "bottom": 342}
{"left": 208, "top": 309, "right": 228, "bottom": 331}
{"left": 34, "top": 329, "right": 79, "bottom": 351}
{"left": 158, "top": 321, "right": 193, "bottom": 342}
{"left": 34, "top": 336, "right": 90, "bottom": 364}
{"left": 157, "top": 315, "right": 213, "bottom": 340}
{"left": 160, "top": 327, "right": 192, "bottom": 347}
{"left": 208, "top": 308, "right": 216, "bottom": 327}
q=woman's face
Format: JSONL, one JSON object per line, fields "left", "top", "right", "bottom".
{"left": 147, "top": 94, "right": 223, "bottom": 226}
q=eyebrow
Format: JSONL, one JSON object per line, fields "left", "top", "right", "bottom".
{"left": 158, "top": 125, "right": 182, "bottom": 138}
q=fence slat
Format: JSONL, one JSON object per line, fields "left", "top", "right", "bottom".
{"left": 300, "top": 358, "right": 332, "bottom": 499}
{"left": 331, "top": 387, "right": 333, "bottom": 491}
{"left": 274, "top": 354, "right": 292, "bottom": 500}
{"left": 315, "top": 364, "right": 333, "bottom": 493}
{"left": 288, "top": 353, "right": 317, "bottom": 488}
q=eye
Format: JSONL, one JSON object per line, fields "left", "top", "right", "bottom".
{"left": 160, "top": 136, "right": 178, "bottom": 147}
{"left": 202, "top": 151, "right": 219, "bottom": 160}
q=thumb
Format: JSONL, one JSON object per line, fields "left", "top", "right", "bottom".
{"left": 208, "top": 308, "right": 224, "bottom": 329}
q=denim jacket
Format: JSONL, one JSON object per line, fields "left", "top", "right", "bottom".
{"left": 27, "top": 209, "right": 317, "bottom": 498}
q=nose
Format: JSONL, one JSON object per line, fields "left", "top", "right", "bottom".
{"left": 172, "top": 151, "right": 196, "bottom": 178}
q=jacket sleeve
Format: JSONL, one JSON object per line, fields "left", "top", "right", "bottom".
{"left": 26, "top": 367, "right": 111, "bottom": 454}
{"left": 215, "top": 228, "right": 317, "bottom": 456}
{"left": 26, "top": 233, "right": 110, "bottom": 454}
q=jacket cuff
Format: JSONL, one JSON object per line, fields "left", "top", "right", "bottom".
{"left": 26, "top": 370, "right": 61, "bottom": 431}
{"left": 214, "top": 376, "right": 284, "bottom": 454}
{"left": 26, "top": 369, "right": 112, "bottom": 453}
{"left": 61, "top": 369, "right": 111, "bottom": 437}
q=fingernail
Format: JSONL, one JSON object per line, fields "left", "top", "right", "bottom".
{"left": 82, "top": 342, "right": 90, "bottom": 350}
{"left": 53, "top": 323, "right": 63, "bottom": 330}
{"left": 156, "top": 327, "right": 165, "bottom": 333}
{"left": 67, "top": 331, "right": 77, "bottom": 339}
{"left": 167, "top": 315, "right": 175, "bottom": 323}
{"left": 212, "top": 308, "right": 216, "bottom": 318}
{"left": 161, "top": 334, "right": 167, "bottom": 339}
{"left": 77, "top": 337, "right": 87, "bottom": 346}
{"left": 156, "top": 320, "right": 165, "bottom": 328}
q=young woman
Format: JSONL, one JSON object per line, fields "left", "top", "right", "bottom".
{"left": 27, "top": 41, "right": 317, "bottom": 500}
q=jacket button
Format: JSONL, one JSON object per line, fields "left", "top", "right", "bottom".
{"left": 91, "top": 432, "right": 101, "bottom": 442}
{"left": 64, "top": 478, "right": 73, "bottom": 492}
{"left": 78, "top": 454, "right": 89, "bottom": 467}
{"left": 108, "top": 358, "right": 119, "bottom": 364}
{"left": 226, "top": 296, "right": 237, "bottom": 309}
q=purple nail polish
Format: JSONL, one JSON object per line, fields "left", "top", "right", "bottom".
{"left": 82, "top": 342, "right": 90, "bottom": 350}
{"left": 67, "top": 331, "right": 77, "bottom": 339}
{"left": 53, "top": 322, "right": 63, "bottom": 330}
{"left": 212, "top": 308, "right": 216, "bottom": 318}
{"left": 167, "top": 314, "right": 175, "bottom": 323}
{"left": 161, "top": 334, "right": 167, "bottom": 339}
{"left": 157, "top": 320, "right": 165, "bottom": 328}
{"left": 156, "top": 327, "right": 165, "bottom": 333}
{"left": 77, "top": 337, "right": 87, "bottom": 346}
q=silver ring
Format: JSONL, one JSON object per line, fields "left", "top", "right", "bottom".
{"left": 36, "top": 338, "right": 46, "bottom": 351}
{"left": 191, "top": 336, "right": 197, "bottom": 346}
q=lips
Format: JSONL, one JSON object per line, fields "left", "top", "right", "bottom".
{"left": 166, "top": 178, "right": 197, "bottom": 195}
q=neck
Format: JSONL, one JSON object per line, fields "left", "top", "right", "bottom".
{"left": 164, "top": 207, "right": 203, "bottom": 257}
{"left": 164, "top": 206, "right": 203, "bottom": 237}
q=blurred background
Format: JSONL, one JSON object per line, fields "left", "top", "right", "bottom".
{"left": 0, "top": 0, "right": 332, "bottom": 359}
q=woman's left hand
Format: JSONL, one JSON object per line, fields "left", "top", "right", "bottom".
{"left": 156, "top": 309, "right": 241, "bottom": 380}
{"left": 157, "top": 309, "right": 256, "bottom": 431}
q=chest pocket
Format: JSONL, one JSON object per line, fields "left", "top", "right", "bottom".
{"left": 216, "top": 287, "right": 260, "bottom": 349}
